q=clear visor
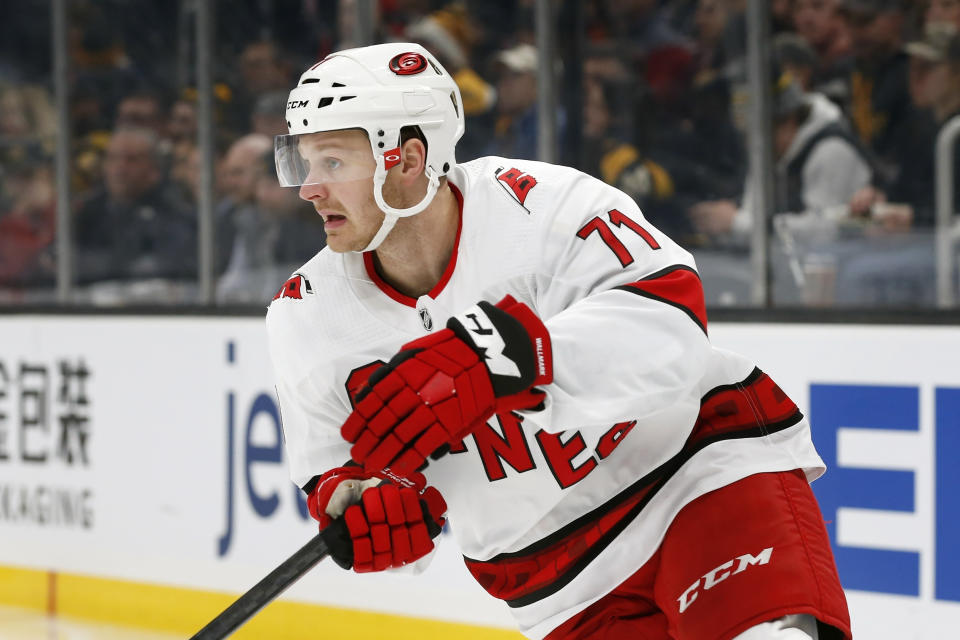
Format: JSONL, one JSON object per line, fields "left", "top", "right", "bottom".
{"left": 274, "top": 132, "right": 377, "bottom": 187}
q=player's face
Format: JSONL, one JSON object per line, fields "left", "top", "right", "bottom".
{"left": 297, "top": 130, "right": 384, "bottom": 252}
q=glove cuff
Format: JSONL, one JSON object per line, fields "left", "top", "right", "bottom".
{"left": 448, "top": 295, "right": 552, "bottom": 396}
{"left": 494, "top": 296, "right": 552, "bottom": 386}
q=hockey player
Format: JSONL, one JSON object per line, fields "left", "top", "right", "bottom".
{"left": 266, "top": 43, "right": 852, "bottom": 640}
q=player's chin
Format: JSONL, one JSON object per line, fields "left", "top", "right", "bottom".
{"left": 325, "top": 234, "right": 366, "bottom": 254}
{"left": 325, "top": 240, "right": 351, "bottom": 253}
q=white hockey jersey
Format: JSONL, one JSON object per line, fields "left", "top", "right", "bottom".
{"left": 265, "top": 156, "right": 825, "bottom": 639}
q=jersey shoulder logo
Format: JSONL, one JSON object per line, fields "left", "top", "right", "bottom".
{"left": 273, "top": 273, "right": 313, "bottom": 301}
{"left": 495, "top": 167, "right": 538, "bottom": 212}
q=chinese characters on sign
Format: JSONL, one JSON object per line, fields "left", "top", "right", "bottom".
{"left": 0, "top": 358, "right": 94, "bottom": 528}
{"left": 57, "top": 359, "right": 91, "bottom": 465}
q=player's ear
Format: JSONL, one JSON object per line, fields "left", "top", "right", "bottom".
{"left": 397, "top": 136, "right": 427, "bottom": 184}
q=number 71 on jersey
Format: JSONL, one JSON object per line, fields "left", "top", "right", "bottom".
{"left": 577, "top": 209, "right": 661, "bottom": 267}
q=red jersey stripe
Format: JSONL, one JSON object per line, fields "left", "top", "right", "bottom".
{"left": 614, "top": 265, "right": 707, "bottom": 335}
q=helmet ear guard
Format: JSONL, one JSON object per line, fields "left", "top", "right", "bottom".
{"left": 278, "top": 43, "right": 465, "bottom": 251}
{"left": 365, "top": 166, "right": 442, "bottom": 251}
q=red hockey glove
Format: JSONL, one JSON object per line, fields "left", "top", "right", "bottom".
{"left": 341, "top": 295, "right": 552, "bottom": 477}
{"left": 310, "top": 467, "right": 447, "bottom": 572}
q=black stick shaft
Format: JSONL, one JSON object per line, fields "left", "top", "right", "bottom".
{"left": 191, "top": 534, "right": 330, "bottom": 640}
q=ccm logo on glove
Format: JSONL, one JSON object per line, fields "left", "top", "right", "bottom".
{"left": 341, "top": 295, "right": 553, "bottom": 477}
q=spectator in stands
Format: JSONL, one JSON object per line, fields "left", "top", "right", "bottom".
{"left": 849, "top": 21, "right": 960, "bottom": 228}
{"left": 251, "top": 91, "right": 289, "bottom": 137}
{"left": 484, "top": 43, "right": 565, "bottom": 160}
{"left": 579, "top": 33, "right": 745, "bottom": 244}
{"left": 688, "top": 71, "right": 872, "bottom": 242}
{"left": 407, "top": 5, "right": 496, "bottom": 117}
{"left": 405, "top": 4, "right": 497, "bottom": 161}
{"left": 691, "top": 0, "right": 731, "bottom": 76}
{"left": 582, "top": 76, "right": 639, "bottom": 183}
{"left": 71, "top": 127, "right": 111, "bottom": 198}
{"left": 588, "top": 0, "right": 695, "bottom": 127}
{"left": 773, "top": 33, "right": 821, "bottom": 92}
{"left": 167, "top": 96, "right": 198, "bottom": 146}
{"left": 165, "top": 95, "right": 201, "bottom": 207}
{"left": 70, "top": 76, "right": 111, "bottom": 140}
{"left": 216, "top": 133, "right": 274, "bottom": 271}
{"left": 612, "top": 3, "right": 747, "bottom": 245}
{"left": 166, "top": 88, "right": 236, "bottom": 200}
{"left": 661, "top": 0, "right": 699, "bottom": 36}
{"left": 774, "top": 0, "right": 797, "bottom": 32}
{"left": 239, "top": 40, "right": 292, "bottom": 98}
{"left": 792, "top": 0, "right": 854, "bottom": 102}
{"left": 112, "top": 88, "right": 175, "bottom": 185}
{"left": 660, "top": 73, "right": 747, "bottom": 240}
{"left": 841, "top": 0, "right": 916, "bottom": 186}
{"left": 219, "top": 134, "right": 273, "bottom": 214}
{"left": 908, "top": 23, "right": 960, "bottom": 180}
{"left": 0, "top": 85, "right": 58, "bottom": 292}
{"left": 66, "top": 3, "right": 143, "bottom": 138}
{"left": 74, "top": 127, "right": 196, "bottom": 287}
{"left": 0, "top": 142, "right": 55, "bottom": 289}
{"left": 170, "top": 141, "right": 201, "bottom": 206}
{"left": 580, "top": 73, "right": 698, "bottom": 240}
{"left": 599, "top": 0, "right": 691, "bottom": 62}
{"left": 115, "top": 89, "right": 168, "bottom": 138}
{"left": 0, "top": 84, "right": 56, "bottom": 141}
{"left": 833, "top": 21, "right": 960, "bottom": 306}
{"left": 926, "top": 0, "right": 960, "bottom": 29}
{"left": 226, "top": 40, "right": 293, "bottom": 135}
{"left": 216, "top": 151, "right": 325, "bottom": 304}
{"left": 69, "top": 75, "right": 116, "bottom": 196}
{"left": 686, "top": 0, "right": 746, "bottom": 161}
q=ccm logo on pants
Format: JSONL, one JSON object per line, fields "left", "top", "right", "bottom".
{"left": 677, "top": 547, "right": 774, "bottom": 613}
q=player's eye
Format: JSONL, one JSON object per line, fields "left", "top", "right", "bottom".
{"left": 324, "top": 158, "right": 342, "bottom": 171}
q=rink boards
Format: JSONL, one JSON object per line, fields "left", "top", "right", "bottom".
{"left": 0, "top": 314, "right": 958, "bottom": 638}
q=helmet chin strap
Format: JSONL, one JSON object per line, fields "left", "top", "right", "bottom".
{"left": 357, "top": 159, "right": 442, "bottom": 253}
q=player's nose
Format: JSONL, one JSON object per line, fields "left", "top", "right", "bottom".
{"left": 299, "top": 181, "right": 329, "bottom": 202}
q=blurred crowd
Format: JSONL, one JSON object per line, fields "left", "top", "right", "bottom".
{"left": 1, "top": 0, "right": 959, "bottom": 306}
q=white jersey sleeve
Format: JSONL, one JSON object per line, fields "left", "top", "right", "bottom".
{"left": 265, "top": 271, "right": 354, "bottom": 487}
{"left": 519, "top": 167, "right": 711, "bottom": 432}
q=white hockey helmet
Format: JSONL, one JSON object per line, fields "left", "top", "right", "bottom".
{"left": 276, "top": 42, "right": 465, "bottom": 251}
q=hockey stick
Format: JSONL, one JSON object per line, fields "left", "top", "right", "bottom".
{"left": 190, "top": 532, "right": 330, "bottom": 640}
